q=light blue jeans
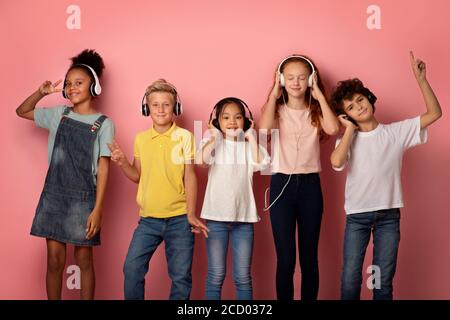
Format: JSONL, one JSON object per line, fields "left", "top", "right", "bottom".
{"left": 123, "top": 215, "right": 194, "bottom": 300}
{"left": 205, "top": 220, "right": 254, "bottom": 300}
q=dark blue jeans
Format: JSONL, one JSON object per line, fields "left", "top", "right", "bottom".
{"left": 123, "top": 215, "right": 194, "bottom": 300}
{"left": 341, "top": 208, "right": 400, "bottom": 300}
{"left": 269, "top": 173, "right": 323, "bottom": 300}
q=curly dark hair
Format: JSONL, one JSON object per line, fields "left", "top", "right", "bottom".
{"left": 330, "top": 78, "right": 376, "bottom": 114}
{"left": 69, "top": 49, "right": 105, "bottom": 78}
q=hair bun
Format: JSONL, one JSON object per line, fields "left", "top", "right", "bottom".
{"left": 70, "top": 49, "right": 105, "bottom": 78}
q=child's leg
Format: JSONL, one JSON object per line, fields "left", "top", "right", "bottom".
{"left": 297, "top": 173, "right": 323, "bottom": 300}
{"left": 269, "top": 174, "right": 298, "bottom": 300}
{"left": 164, "top": 215, "right": 195, "bottom": 300}
{"left": 123, "top": 217, "right": 163, "bottom": 300}
{"left": 74, "top": 246, "right": 95, "bottom": 300}
{"left": 46, "top": 239, "right": 67, "bottom": 300}
{"left": 205, "top": 220, "right": 229, "bottom": 300}
{"left": 340, "top": 212, "right": 373, "bottom": 300}
{"left": 372, "top": 208, "right": 400, "bottom": 300}
{"left": 231, "top": 222, "right": 254, "bottom": 300}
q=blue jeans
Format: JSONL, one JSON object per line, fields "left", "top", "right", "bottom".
{"left": 123, "top": 215, "right": 194, "bottom": 300}
{"left": 341, "top": 208, "right": 400, "bottom": 300}
{"left": 205, "top": 220, "right": 254, "bottom": 300}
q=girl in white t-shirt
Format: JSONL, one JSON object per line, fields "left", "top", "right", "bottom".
{"left": 330, "top": 51, "right": 442, "bottom": 300}
{"left": 196, "top": 97, "right": 270, "bottom": 300}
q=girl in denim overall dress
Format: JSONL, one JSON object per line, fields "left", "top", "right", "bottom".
{"left": 16, "top": 49, "right": 115, "bottom": 299}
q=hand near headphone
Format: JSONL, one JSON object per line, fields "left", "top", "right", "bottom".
{"left": 39, "top": 80, "right": 63, "bottom": 96}
{"left": 107, "top": 140, "right": 129, "bottom": 167}
{"left": 269, "top": 71, "right": 282, "bottom": 100}
{"left": 410, "top": 51, "right": 426, "bottom": 83}
{"left": 207, "top": 120, "right": 222, "bottom": 140}
{"left": 338, "top": 114, "right": 358, "bottom": 131}
{"left": 244, "top": 119, "right": 256, "bottom": 141}
{"left": 310, "top": 73, "right": 322, "bottom": 100}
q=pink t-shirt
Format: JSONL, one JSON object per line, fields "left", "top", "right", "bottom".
{"left": 271, "top": 104, "right": 321, "bottom": 174}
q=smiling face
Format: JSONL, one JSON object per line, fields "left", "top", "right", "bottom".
{"left": 282, "top": 61, "right": 311, "bottom": 98}
{"left": 148, "top": 91, "right": 175, "bottom": 126}
{"left": 64, "top": 68, "right": 93, "bottom": 105}
{"left": 342, "top": 93, "right": 375, "bottom": 123}
{"left": 218, "top": 102, "right": 245, "bottom": 137}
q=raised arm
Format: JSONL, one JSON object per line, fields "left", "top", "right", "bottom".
{"left": 409, "top": 51, "right": 442, "bottom": 129}
{"left": 16, "top": 80, "right": 63, "bottom": 120}
{"left": 311, "top": 74, "right": 340, "bottom": 135}
{"left": 330, "top": 115, "right": 358, "bottom": 169}
{"left": 195, "top": 122, "right": 222, "bottom": 168}
{"left": 259, "top": 72, "right": 282, "bottom": 131}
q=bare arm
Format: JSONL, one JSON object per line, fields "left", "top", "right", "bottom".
{"left": 259, "top": 72, "right": 282, "bottom": 131}
{"left": 330, "top": 116, "right": 357, "bottom": 169}
{"left": 245, "top": 122, "right": 264, "bottom": 164}
{"left": 184, "top": 163, "right": 208, "bottom": 237}
{"left": 16, "top": 80, "right": 62, "bottom": 120}
{"left": 108, "top": 140, "right": 140, "bottom": 183}
{"left": 86, "top": 156, "right": 110, "bottom": 239}
{"left": 195, "top": 123, "right": 222, "bottom": 168}
{"left": 311, "top": 75, "right": 339, "bottom": 136}
{"left": 409, "top": 52, "right": 442, "bottom": 129}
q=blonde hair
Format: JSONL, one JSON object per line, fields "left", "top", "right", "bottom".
{"left": 145, "top": 79, "right": 177, "bottom": 101}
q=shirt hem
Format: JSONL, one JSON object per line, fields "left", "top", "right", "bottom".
{"left": 345, "top": 203, "right": 404, "bottom": 215}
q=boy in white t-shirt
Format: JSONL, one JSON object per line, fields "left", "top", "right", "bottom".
{"left": 330, "top": 52, "right": 442, "bottom": 300}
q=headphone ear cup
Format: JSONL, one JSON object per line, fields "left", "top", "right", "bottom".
{"left": 62, "top": 86, "right": 68, "bottom": 99}
{"left": 212, "top": 119, "right": 220, "bottom": 130}
{"left": 174, "top": 102, "right": 182, "bottom": 116}
{"left": 279, "top": 73, "right": 285, "bottom": 87}
{"left": 90, "top": 83, "right": 96, "bottom": 97}
{"left": 244, "top": 117, "right": 252, "bottom": 131}
{"left": 308, "top": 75, "right": 313, "bottom": 87}
{"left": 142, "top": 103, "right": 149, "bottom": 117}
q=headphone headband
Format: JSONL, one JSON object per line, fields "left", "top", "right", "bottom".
{"left": 209, "top": 97, "right": 253, "bottom": 123}
{"left": 277, "top": 55, "right": 316, "bottom": 74}
{"left": 277, "top": 55, "right": 316, "bottom": 87}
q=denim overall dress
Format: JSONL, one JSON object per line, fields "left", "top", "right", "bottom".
{"left": 30, "top": 107, "right": 107, "bottom": 246}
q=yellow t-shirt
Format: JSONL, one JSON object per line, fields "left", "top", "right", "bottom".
{"left": 134, "top": 122, "right": 195, "bottom": 218}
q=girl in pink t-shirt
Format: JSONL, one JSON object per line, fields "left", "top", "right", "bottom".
{"left": 259, "top": 55, "right": 339, "bottom": 300}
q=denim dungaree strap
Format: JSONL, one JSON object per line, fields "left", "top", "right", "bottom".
{"left": 31, "top": 107, "right": 107, "bottom": 246}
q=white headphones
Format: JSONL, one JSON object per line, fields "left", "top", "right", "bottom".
{"left": 62, "top": 64, "right": 102, "bottom": 98}
{"left": 277, "top": 55, "right": 316, "bottom": 87}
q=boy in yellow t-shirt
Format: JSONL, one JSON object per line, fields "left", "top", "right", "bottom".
{"left": 109, "top": 79, "right": 208, "bottom": 300}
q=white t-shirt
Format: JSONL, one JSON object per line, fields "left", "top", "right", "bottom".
{"left": 199, "top": 138, "right": 270, "bottom": 222}
{"left": 333, "top": 116, "right": 427, "bottom": 215}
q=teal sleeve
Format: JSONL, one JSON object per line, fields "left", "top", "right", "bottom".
{"left": 98, "top": 118, "right": 115, "bottom": 157}
{"left": 34, "top": 106, "right": 65, "bottom": 130}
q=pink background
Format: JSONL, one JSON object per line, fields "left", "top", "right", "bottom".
{"left": 1, "top": 0, "right": 449, "bottom": 299}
